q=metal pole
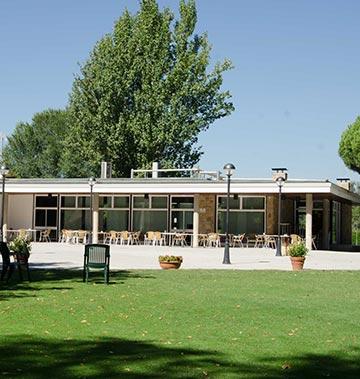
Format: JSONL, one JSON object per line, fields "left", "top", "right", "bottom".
{"left": 0, "top": 175, "right": 5, "bottom": 242}
{"left": 223, "top": 174, "right": 231, "bottom": 264}
{"left": 89, "top": 184, "right": 93, "bottom": 244}
{"left": 276, "top": 183, "right": 282, "bottom": 256}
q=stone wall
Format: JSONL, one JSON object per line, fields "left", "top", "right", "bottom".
{"left": 198, "top": 194, "right": 216, "bottom": 233}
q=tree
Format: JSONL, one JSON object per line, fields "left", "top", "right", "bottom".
{"left": 339, "top": 116, "right": 360, "bottom": 174}
{"left": 61, "top": 0, "right": 234, "bottom": 178}
{"left": 3, "top": 109, "right": 69, "bottom": 178}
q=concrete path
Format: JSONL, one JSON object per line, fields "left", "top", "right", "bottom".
{"left": 27, "top": 243, "right": 360, "bottom": 271}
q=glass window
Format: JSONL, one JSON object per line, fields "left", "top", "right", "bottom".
{"left": 218, "top": 212, "right": 264, "bottom": 235}
{"left": 35, "top": 209, "right": 46, "bottom": 227}
{"left": 46, "top": 210, "right": 57, "bottom": 227}
{"left": 78, "top": 196, "right": 90, "bottom": 208}
{"left": 133, "top": 210, "right": 167, "bottom": 232}
{"left": 171, "top": 210, "right": 193, "bottom": 230}
{"left": 114, "top": 196, "right": 129, "bottom": 208}
{"left": 151, "top": 196, "right": 167, "bottom": 209}
{"left": 242, "top": 197, "right": 265, "bottom": 210}
{"left": 36, "top": 195, "right": 57, "bottom": 208}
{"left": 218, "top": 196, "right": 240, "bottom": 210}
{"left": 171, "top": 197, "right": 194, "bottom": 209}
{"left": 60, "top": 210, "right": 90, "bottom": 230}
{"left": 134, "top": 196, "right": 150, "bottom": 209}
{"left": 99, "top": 210, "right": 129, "bottom": 231}
{"left": 61, "top": 196, "right": 76, "bottom": 208}
{"left": 99, "top": 196, "right": 112, "bottom": 208}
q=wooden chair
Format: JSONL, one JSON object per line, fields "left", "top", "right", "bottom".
{"left": 83, "top": 244, "right": 110, "bottom": 284}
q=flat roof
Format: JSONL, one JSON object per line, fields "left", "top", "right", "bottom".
{"left": 3, "top": 177, "right": 360, "bottom": 204}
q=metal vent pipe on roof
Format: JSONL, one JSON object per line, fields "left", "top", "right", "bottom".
{"left": 101, "top": 161, "right": 112, "bottom": 179}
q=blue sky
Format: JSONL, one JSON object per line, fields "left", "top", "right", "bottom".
{"left": 0, "top": 0, "right": 359, "bottom": 181}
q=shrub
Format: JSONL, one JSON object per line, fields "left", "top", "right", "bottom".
{"left": 9, "top": 236, "right": 31, "bottom": 257}
{"left": 288, "top": 242, "right": 308, "bottom": 257}
{"left": 158, "top": 255, "right": 183, "bottom": 263}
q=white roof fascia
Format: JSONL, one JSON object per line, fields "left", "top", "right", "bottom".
{"left": 3, "top": 180, "right": 359, "bottom": 203}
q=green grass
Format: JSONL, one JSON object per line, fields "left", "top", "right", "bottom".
{"left": 1, "top": 270, "right": 360, "bottom": 378}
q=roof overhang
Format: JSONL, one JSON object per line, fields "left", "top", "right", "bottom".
{"left": 3, "top": 178, "right": 360, "bottom": 204}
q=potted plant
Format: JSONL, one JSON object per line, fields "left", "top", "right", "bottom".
{"left": 9, "top": 235, "right": 31, "bottom": 264}
{"left": 288, "top": 242, "right": 308, "bottom": 271}
{"left": 158, "top": 255, "right": 183, "bottom": 270}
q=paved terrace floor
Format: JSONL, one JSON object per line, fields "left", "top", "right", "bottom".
{"left": 26, "top": 243, "right": 360, "bottom": 271}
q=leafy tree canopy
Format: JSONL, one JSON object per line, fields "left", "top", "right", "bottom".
{"left": 339, "top": 116, "right": 360, "bottom": 174}
{"left": 3, "top": 109, "right": 69, "bottom": 178}
{"left": 60, "top": 0, "right": 234, "bottom": 178}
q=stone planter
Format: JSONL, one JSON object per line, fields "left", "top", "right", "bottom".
{"left": 290, "top": 256, "right": 305, "bottom": 271}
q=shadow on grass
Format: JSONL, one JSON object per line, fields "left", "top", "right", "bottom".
{"left": 0, "top": 336, "right": 359, "bottom": 378}
{"left": 0, "top": 269, "right": 155, "bottom": 301}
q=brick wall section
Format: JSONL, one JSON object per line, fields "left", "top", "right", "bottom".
{"left": 341, "top": 203, "right": 352, "bottom": 244}
{"left": 199, "top": 194, "right": 216, "bottom": 233}
{"left": 266, "top": 195, "right": 294, "bottom": 235}
{"left": 266, "top": 195, "right": 277, "bottom": 235}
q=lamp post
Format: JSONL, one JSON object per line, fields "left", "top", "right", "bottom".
{"left": 272, "top": 168, "right": 288, "bottom": 257}
{"left": 88, "top": 177, "right": 96, "bottom": 244}
{"left": 0, "top": 166, "right": 9, "bottom": 242}
{"left": 223, "top": 163, "right": 235, "bottom": 264}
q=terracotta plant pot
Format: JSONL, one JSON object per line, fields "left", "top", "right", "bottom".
{"left": 159, "top": 261, "right": 182, "bottom": 270}
{"left": 290, "top": 256, "right": 305, "bottom": 271}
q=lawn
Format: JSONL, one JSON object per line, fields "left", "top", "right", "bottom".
{"left": 0, "top": 270, "right": 359, "bottom": 378}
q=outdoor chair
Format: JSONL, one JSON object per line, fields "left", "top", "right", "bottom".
{"left": 104, "top": 230, "right": 120, "bottom": 245}
{"left": 74, "top": 230, "right": 87, "bottom": 244}
{"left": 290, "top": 234, "right": 303, "bottom": 245}
{"left": 39, "top": 228, "right": 51, "bottom": 242}
{"left": 232, "top": 233, "right": 245, "bottom": 247}
{"left": 153, "top": 231, "right": 165, "bottom": 246}
{"left": 172, "top": 233, "right": 187, "bottom": 247}
{"left": 0, "top": 242, "right": 14, "bottom": 283}
{"left": 144, "top": 231, "right": 154, "bottom": 245}
{"left": 131, "top": 231, "right": 141, "bottom": 245}
{"left": 198, "top": 234, "right": 208, "bottom": 247}
{"left": 207, "top": 233, "right": 220, "bottom": 247}
{"left": 254, "top": 234, "right": 265, "bottom": 248}
{"left": 119, "top": 231, "right": 131, "bottom": 245}
{"left": 264, "top": 234, "right": 277, "bottom": 249}
{"left": 83, "top": 244, "right": 110, "bottom": 284}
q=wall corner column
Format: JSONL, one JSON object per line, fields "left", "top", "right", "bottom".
{"left": 305, "top": 194, "right": 313, "bottom": 251}
{"left": 193, "top": 194, "right": 200, "bottom": 247}
{"left": 92, "top": 193, "right": 99, "bottom": 244}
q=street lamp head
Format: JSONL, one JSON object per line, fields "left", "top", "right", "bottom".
{"left": 0, "top": 166, "right": 9, "bottom": 177}
{"left": 88, "top": 177, "right": 96, "bottom": 187}
{"left": 276, "top": 176, "right": 285, "bottom": 188}
{"left": 223, "top": 163, "right": 236, "bottom": 177}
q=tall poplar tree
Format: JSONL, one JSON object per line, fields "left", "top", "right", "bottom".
{"left": 61, "top": 0, "right": 233, "bottom": 177}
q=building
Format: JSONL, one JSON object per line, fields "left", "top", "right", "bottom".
{"left": 2, "top": 167, "right": 359, "bottom": 251}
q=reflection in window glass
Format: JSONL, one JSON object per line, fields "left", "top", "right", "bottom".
{"left": 46, "top": 210, "right": 57, "bottom": 227}
{"left": 171, "top": 197, "right": 194, "bottom": 209}
{"left": 151, "top": 196, "right": 167, "bottom": 209}
{"left": 171, "top": 210, "right": 193, "bottom": 230}
{"left": 134, "top": 196, "right": 150, "bottom": 209}
{"left": 114, "top": 196, "right": 129, "bottom": 208}
{"left": 218, "top": 212, "right": 264, "bottom": 234}
{"left": 242, "top": 197, "right": 265, "bottom": 210}
{"left": 36, "top": 195, "right": 58, "bottom": 208}
{"left": 218, "top": 196, "right": 240, "bottom": 210}
{"left": 61, "top": 196, "right": 76, "bottom": 208}
{"left": 99, "top": 196, "right": 112, "bottom": 208}
{"left": 60, "top": 210, "right": 90, "bottom": 230}
{"left": 35, "top": 209, "right": 46, "bottom": 227}
{"left": 78, "top": 196, "right": 90, "bottom": 208}
{"left": 99, "top": 210, "right": 129, "bottom": 231}
{"left": 133, "top": 211, "right": 167, "bottom": 232}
